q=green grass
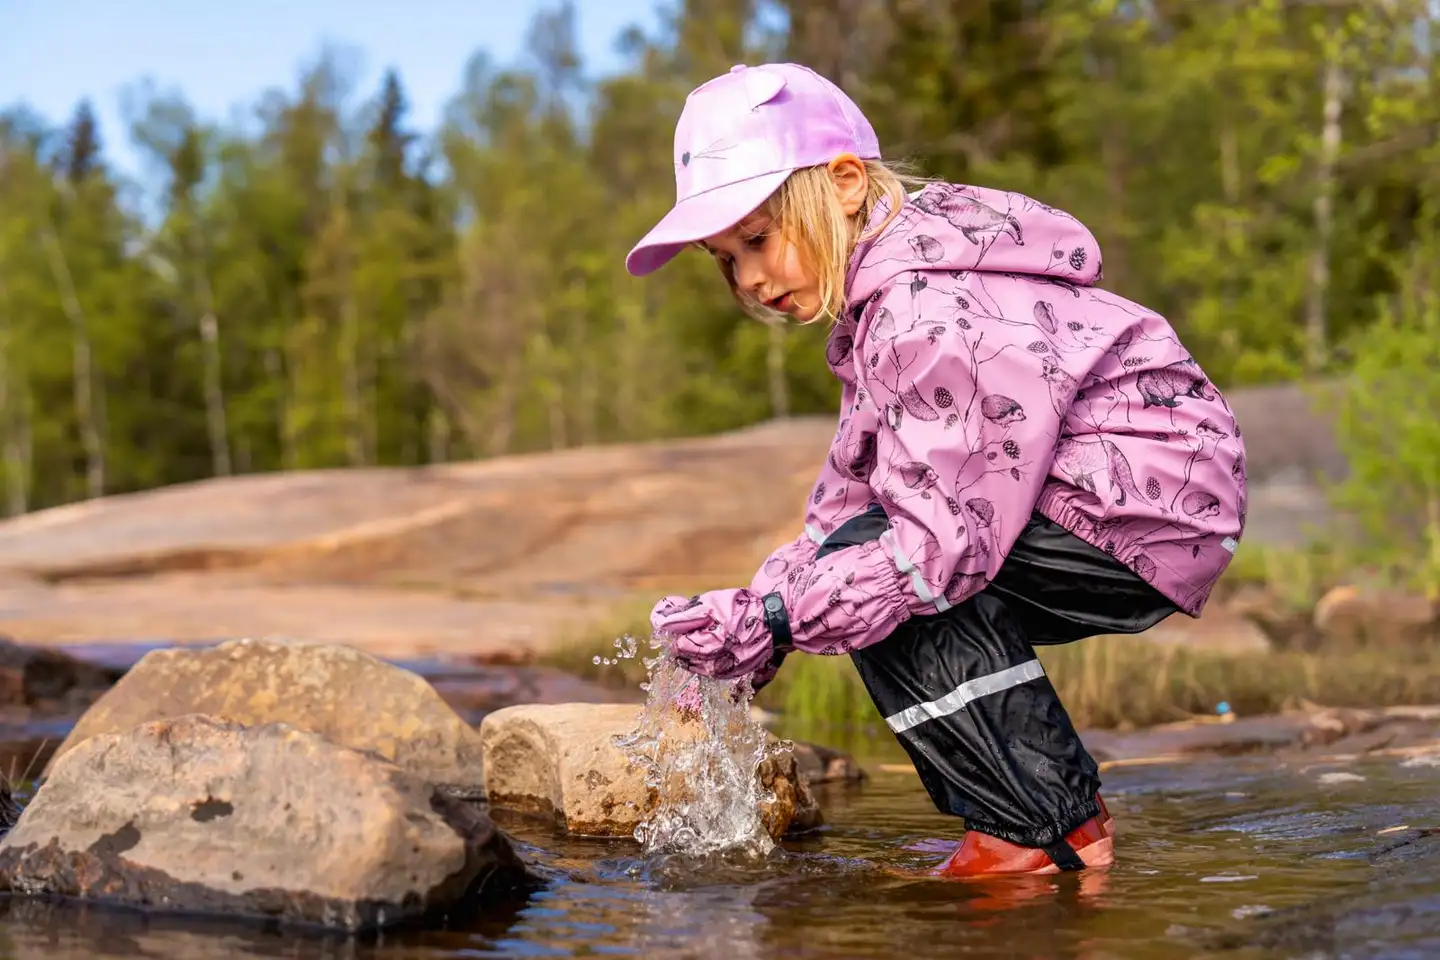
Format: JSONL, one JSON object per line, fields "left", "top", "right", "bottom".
{"left": 543, "top": 599, "right": 1440, "bottom": 752}
{"left": 755, "top": 637, "right": 1440, "bottom": 747}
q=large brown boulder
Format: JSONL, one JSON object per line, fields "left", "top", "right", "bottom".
{"left": 1136, "top": 609, "right": 1273, "bottom": 655}
{"left": 46, "top": 637, "right": 487, "bottom": 794}
{"left": 1313, "top": 584, "right": 1438, "bottom": 651}
{"left": 479, "top": 703, "right": 824, "bottom": 840}
{"left": 0, "top": 714, "right": 538, "bottom": 931}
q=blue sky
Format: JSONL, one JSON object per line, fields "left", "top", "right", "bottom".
{"left": 0, "top": 0, "right": 662, "bottom": 183}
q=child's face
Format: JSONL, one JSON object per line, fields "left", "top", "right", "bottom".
{"left": 701, "top": 211, "right": 820, "bottom": 322}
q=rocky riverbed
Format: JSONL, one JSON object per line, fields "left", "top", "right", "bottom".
{"left": 0, "top": 638, "right": 867, "bottom": 931}
{"left": 0, "top": 632, "right": 1433, "bottom": 947}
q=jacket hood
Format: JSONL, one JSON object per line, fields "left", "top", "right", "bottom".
{"left": 845, "top": 182, "right": 1104, "bottom": 308}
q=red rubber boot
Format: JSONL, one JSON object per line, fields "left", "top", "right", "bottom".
{"left": 934, "top": 795, "right": 1116, "bottom": 878}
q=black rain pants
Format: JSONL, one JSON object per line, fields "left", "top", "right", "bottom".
{"left": 811, "top": 504, "right": 1177, "bottom": 861}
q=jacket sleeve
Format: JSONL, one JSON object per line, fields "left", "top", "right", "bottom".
{"left": 747, "top": 398, "right": 881, "bottom": 596}
{"left": 777, "top": 278, "right": 1064, "bottom": 655}
{"left": 748, "top": 531, "right": 818, "bottom": 595}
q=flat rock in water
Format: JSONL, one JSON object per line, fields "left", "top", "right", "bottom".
{"left": 1083, "top": 715, "right": 1315, "bottom": 762}
{"left": 1083, "top": 705, "right": 1440, "bottom": 764}
{"left": 45, "top": 637, "right": 486, "bottom": 794}
{"left": 479, "top": 703, "right": 827, "bottom": 840}
{"left": 0, "top": 714, "right": 539, "bottom": 932}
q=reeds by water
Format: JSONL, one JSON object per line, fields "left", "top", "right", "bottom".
{"left": 545, "top": 605, "right": 1440, "bottom": 744}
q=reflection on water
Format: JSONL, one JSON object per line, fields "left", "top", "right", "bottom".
{"left": 1, "top": 751, "right": 1438, "bottom": 958}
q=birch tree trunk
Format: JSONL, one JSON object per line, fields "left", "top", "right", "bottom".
{"left": 1306, "top": 25, "right": 1346, "bottom": 374}
{"left": 40, "top": 221, "right": 104, "bottom": 499}
{"left": 194, "top": 265, "right": 232, "bottom": 477}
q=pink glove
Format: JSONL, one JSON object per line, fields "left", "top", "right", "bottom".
{"left": 746, "top": 654, "right": 785, "bottom": 695}
{"left": 670, "top": 673, "right": 705, "bottom": 716}
{"left": 649, "top": 589, "right": 773, "bottom": 680}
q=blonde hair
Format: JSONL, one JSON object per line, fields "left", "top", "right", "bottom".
{"left": 708, "top": 158, "right": 931, "bottom": 326}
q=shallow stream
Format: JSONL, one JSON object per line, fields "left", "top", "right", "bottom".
{"left": 2, "top": 747, "right": 1438, "bottom": 957}
{"left": 0, "top": 643, "right": 1437, "bottom": 958}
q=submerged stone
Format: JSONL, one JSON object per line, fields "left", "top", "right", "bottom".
{"left": 0, "top": 714, "right": 539, "bottom": 931}
{"left": 479, "top": 702, "right": 826, "bottom": 840}
{"left": 0, "top": 635, "right": 123, "bottom": 710}
{"left": 47, "top": 637, "right": 487, "bottom": 795}
{"left": 789, "top": 739, "right": 868, "bottom": 786}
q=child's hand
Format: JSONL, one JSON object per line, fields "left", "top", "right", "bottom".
{"left": 669, "top": 674, "right": 705, "bottom": 718}
{"left": 650, "top": 588, "right": 772, "bottom": 679}
{"left": 748, "top": 654, "right": 784, "bottom": 693}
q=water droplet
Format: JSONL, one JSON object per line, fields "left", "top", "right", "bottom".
{"left": 592, "top": 655, "right": 602, "bottom": 665}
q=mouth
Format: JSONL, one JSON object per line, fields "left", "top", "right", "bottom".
{"left": 766, "top": 293, "right": 794, "bottom": 313}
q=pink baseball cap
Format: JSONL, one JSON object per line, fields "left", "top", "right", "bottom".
{"left": 624, "top": 62, "right": 881, "bottom": 277}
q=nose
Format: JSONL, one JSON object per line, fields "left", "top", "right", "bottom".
{"left": 732, "top": 255, "right": 766, "bottom": 298}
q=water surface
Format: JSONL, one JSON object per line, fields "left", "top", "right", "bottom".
{"left": 2, "top": 750, "right": 1437, "bottom": 959}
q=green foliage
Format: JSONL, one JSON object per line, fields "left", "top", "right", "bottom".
{"left": 0, "top": 0, "right": 1437, "bottom": 518}
{"left": 1327, "top": 224, "right": 1440, "bottom": 599}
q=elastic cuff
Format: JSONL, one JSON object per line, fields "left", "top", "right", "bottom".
{"left": 963, "top": 795, "right": 1102, "bottom": 849}
{"left": 859, "top": 538, "right": 914, "bottom": 627}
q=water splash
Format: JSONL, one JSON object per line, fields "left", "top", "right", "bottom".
{"left": 609, "top": 634, "right": 792, "bottom": 860}
{"left": 592, "top": 632, "right": 640, "bottom": 667}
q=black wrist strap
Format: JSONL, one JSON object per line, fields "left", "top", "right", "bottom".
{"left": 760, "top": 592, "right": 793, "bottom": 659}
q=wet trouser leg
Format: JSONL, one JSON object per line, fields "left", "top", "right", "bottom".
{"left": 814, "top": 505, "right": 1177, "bottom": 859}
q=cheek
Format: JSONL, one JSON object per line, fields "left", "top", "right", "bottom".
{"left": 773, "top": 242, "right": 815, "bottom": 289}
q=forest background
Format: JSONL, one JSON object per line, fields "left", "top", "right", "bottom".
{"left": 1, "top": 0, "right": 1439, "bottom": 598}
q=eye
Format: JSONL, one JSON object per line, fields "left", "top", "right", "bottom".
{"left": 743, "top": 232, "right": 767, "bottom": 250}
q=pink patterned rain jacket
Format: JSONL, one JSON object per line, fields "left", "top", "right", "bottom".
{"left": 653, "top": 182, "right": 1248, "bottom": 680}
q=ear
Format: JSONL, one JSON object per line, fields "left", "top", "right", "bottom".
{"left": 827, "top": 154, "right": 870, "bottom": 217}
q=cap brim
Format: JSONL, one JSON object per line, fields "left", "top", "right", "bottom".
{"left": 625, "top": 169, "right": 795, "bottom": 277}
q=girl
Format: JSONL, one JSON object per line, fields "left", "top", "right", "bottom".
{"left": 628, "top": 63, "right": 1246, "bottom": 878}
